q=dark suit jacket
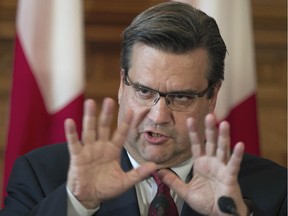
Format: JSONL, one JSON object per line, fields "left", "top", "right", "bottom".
{"left": 0, "top": 143, "right": 287, "bottom": 216}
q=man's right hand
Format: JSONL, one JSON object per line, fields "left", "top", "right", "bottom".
{"left": 65, "top": 98, "right": 157, "bottom": 209}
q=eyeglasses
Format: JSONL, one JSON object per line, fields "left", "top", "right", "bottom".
{"left": 124, "top": 74, "right": 212, "bottom": 112}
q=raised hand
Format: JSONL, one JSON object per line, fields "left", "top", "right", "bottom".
{"left": 159, "top": 114, "right": 248, "bottom": 216}
{"left": 65, "top": 98, "right": 157, "bottom": 209}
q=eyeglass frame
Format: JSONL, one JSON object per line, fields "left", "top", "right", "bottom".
{"left": 123, "top": 71, "right": 215, "bottom": 112}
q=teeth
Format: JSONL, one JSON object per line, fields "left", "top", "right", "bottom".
{"left": 151, "top": 133, "right": 161, "bottom": 137}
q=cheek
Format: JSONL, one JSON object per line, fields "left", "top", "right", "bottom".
{"left": 117, "top": 91, "right": 148, "bottom": 127}
{"left": 117, "top": 91, "right": 131, "bottom": 126}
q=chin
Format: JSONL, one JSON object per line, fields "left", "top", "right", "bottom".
{"left": 141, "top": 149, "right": 171, "bottom": 165}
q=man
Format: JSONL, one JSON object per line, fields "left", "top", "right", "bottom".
{"left": 1, "top": 2, "right": 286, "bottom": 216}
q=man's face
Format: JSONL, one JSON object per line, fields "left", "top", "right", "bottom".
{"left": 118, "top": 44, "right": 219, "bottom": 168}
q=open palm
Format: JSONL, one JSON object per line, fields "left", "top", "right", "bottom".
{"left": 65, "top": 98, "right": 157, "bottom": 209}
{"left": 159, "top": 114, "right": 248, "bottom": 216}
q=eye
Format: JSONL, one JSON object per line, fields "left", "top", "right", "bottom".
{"left": 170, "top": 94, "right": 196, "bottom": 102}
{"left": 134, "top": 86, "right": 155, "bottom": 99}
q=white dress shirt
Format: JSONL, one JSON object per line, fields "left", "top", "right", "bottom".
{"left": 67, "top": 154, "right": 193, "bottom": 216}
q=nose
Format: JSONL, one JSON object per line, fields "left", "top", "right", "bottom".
{"left": 147, "top": 97, "right": 173, "bottom": 124}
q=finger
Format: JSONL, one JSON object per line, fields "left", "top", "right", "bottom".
{"left": 205, "top": 114, "right": 217, "bottom": 156}
{"left": 111, "top": 110, "right": 133, "bottom": 149}
{"left": 187, "top": 117, "right": 203, "bottom": 159}
{"left": 216, "top": 121, "right": 231, "bottom": 163}
{"left": 123, "top": 162, "right": 157, "bottom": 190}
{"left": 98, "top": 98, "right": 115, "bottom": 141}
{"left": 158, "top": 169, "right": 188, "bottom": 200}
{"left": 227, "top": 142, "right": 245, "bottom": 176}
{"left": 65, "top": 118, "right": 82, "bottom": 155}
{"left": 81, "top": 99, "right": 97, "bottom": 145}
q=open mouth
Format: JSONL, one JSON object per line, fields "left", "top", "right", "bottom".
{"left": 148, "top": 132, "right": 163, "bottom": 138}
{"left": 145, "top": 131, "right": 170, "bottom": 144}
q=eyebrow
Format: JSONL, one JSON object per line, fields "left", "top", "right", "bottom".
{"left": 132, "top": 81, "right": 201, "bottom": 95}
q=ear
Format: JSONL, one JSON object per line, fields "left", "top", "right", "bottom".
{"left": 118, "top": 69, "right": 125, "bottom": 105}
{"left": 208, "top": 83, "right": 221, "bottom": 113}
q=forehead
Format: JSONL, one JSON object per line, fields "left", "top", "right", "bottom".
{"left": 128, "top": 44, "right": 209, "bottom": 90}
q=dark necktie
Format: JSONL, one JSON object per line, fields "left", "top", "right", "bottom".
{"left": 148, "top": 171, "right": 179, "bottom": 216}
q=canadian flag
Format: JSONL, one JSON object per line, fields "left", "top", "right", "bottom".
{"left": 2, "top": 0, "right": 85, "bottom": 200}
{"left": 176, "top": 0, "right": 260, "bottom": 155}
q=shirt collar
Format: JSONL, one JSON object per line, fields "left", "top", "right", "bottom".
{"left": 127, "top": 152, "right": 193, "bottom": 183}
